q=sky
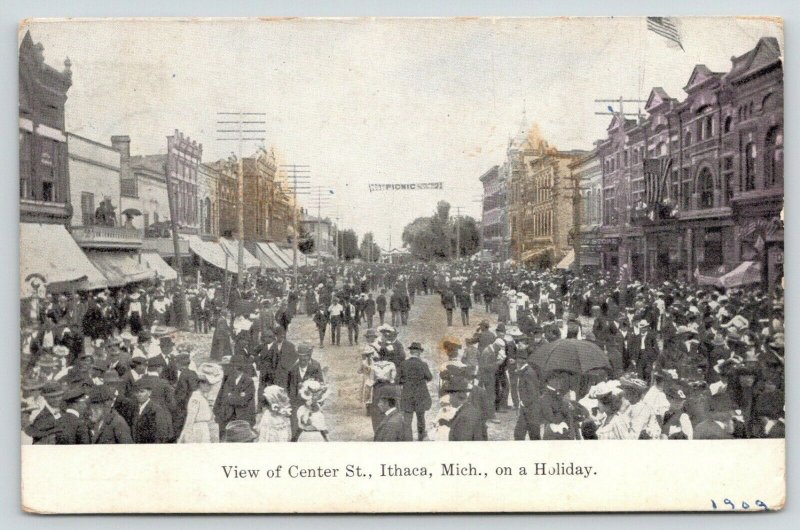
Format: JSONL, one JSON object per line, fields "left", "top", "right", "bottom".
{"left": 23, "top": 17, "right": 783, "bottom": 248}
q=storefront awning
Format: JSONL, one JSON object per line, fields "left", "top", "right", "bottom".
{"left": 141, "top": 251, "right": 177, "bottom": 281}
{"left": 555, "top": 249, "right": 575, "bottom": 270}
{"left": 20, "top": 223, "right": 108, "bottom": 296}
{"left": 720, "top": 261, "right": 761, "bottom": 289}
{"left": 85, "top": 250, "right": 155, "bottom": 287}
{"left": 521, "top": 248, "right": 552, "bottom": 263}
{"left": 219, "top": 238, "right": 261, "bottom": 270}
{"left": 252, "top": 242, "right": 288, "bottom": 270}
{"left": 260, "top": 242, "right": 294, "bottom": 268}
{"left": 185, "top": 235, "right": 238, "bottom": 274}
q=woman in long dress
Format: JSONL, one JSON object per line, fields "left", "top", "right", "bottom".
{"left": 178, "top": 363, "right": 223, "bottom": 443}
{"left": 257, "top": 385, "right": 292, "bottom": 442}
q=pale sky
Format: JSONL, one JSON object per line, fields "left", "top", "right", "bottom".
{"left": 23, "top": 17, "right": 783, "bottom": 248}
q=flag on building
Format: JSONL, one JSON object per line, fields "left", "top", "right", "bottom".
{"left": 643, "top": 157, "right": 673, "bottom": 209}
{"left": 647, "top": 17, "right": 684, "bottom": 51}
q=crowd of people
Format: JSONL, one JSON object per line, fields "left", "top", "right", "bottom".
{"left": 20, "top": 258, "right": 785, "bottom": 444}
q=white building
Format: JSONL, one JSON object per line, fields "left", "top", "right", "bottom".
{"left": 67, "top": 133, "right": 122, "bottom": 227}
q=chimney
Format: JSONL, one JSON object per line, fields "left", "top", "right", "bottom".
{"left": 111, "top": 135, "right": 131, "bottom": 160}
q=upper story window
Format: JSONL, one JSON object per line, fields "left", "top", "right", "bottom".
{"left": 723, "top": 115, "right": 734, "bottom": 134}
{"left": 698, "top": 167, "right": 715, "bottom": 209}
{"left": 744, "top": 142, "right": 757, "bottom": 191}
{"left": 765, "top": 126, "right": 783, "bottom": 188}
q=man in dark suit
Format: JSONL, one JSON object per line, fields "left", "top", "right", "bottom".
{"left": 131, "top": 378, "right": 174, "bottom": 443}
{"left": 376, "top": 290, "right": 387, "bottom": 325}
{"left": 440, "top": 287, "right": 457, "bottom": 326}
{"left": 55, "top": 386, "right": 91, "bottom": 444}
{"left": 269, "top": 326, "right": 297, "bottom": 388}
{"left": 398, "top": 342, "right": 433, "bottom": 441}
{"left": 446, "top": 381, "right": 486, "bottom": 441}
{"left": 634, "top": 320, "right": 660, "bottom": 382}
{"left": 287, "top": 343, "right": 325, "bottom": 441}
{"left": 213, "top": 355, "right": 256, "bottom": 433}
{"left": 513, "top": 359, "right": 541, "bottom": 440}
{"left": 143, "top": 357, "right": 178, "bottom": 423}
{"left": 373, "top": 387, "right": 411, "bottom": 442}
{"left": 171, "top": 353, "right": 198, "bottom": 437}
{"left": 364, "top": 293, "right": 377, "bottom": 328}
{"left": 26, "top": 382, "right": 64, "bottom": 444}
{"left": 87, "top": 385, "right": 133, "bottom": 444}
{"left": 456, "top": 288, "right": 472, "bottom": 326}
{"left": 389, "top": 289, "right": 403, "bottom": 327}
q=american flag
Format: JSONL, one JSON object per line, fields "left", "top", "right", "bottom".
{"left": 643, "top": 157, "right": 673, "bottom": 210}
{"left": 647, "top": 17, "right": 684, "bottom": 51}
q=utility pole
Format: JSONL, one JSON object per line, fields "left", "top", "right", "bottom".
{"left": 594, "top": 97, "right": 645, "bottom": 305}
{"left": 308, "top": 186, "right": 334, "bottom": 265}
{"left": 216, "top": 112, "right": 266, "bottom": 288}
{"left": 281, "top": 164, "right": 310, "bottom": 287}
{"left": 163, "top": 156, "right": 185, "bottom": 328}
{"left": 472, "top": 195, "right": 483, "bottom": 258}
{"left": 334, "top": 216, "right": 341, "bottom": 261}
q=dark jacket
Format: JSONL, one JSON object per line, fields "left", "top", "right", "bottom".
{"left": 364, "top": 298, "right": 376, "bottom": 316}
{"left": 398, "top": 357, "right": 433, "bottom": 412}
{"left": 173, "top": 369, "right": 199, "bottom": 432}
{"left": 132, "top": 400, "right": 174, "bottom": 443}
{"left": 269, "top": 340, "right": 298, "bottom": 388}
{"left": 213, "top": 373, "right": 256, "bottom": 426}
{"left": 374, "top": 409, "right": 411, "bottom": 441}
{"left": 55, "top": 411, "right": 91, "bottom": 445}
{"left": 456, "top": 291, "right": 472, "bottom": 310}
{"left": 287, "top": 359, "right": 325, "bottom": 406}
{"left": 91, "top": 409, "right": 134, "bottom": 444}
{"left": 210, "top": 317, "right": 233, "bottom": 361}
{"left": 448, "top": 402, "right": 486, "bottom": 441}
{"left": 376, "top": 294, "right": 387, "bottom": 312}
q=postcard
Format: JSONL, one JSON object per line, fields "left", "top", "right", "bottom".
{"left": 19, "top": 16, "right": 784, "bottom": 513}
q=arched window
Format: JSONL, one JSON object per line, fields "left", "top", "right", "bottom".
{"left": 744, "top": 142, "right": 757, "bottom": 191}
{"left": 765, "top": 127, "right": 783, "bottom": 187}
{"left": 698, "top": 167, "right": 714, "bottom": 208}
{"left": 702, "top": 114, "right": 713, "bottom": 140}
{"left": 723, "top": 116, "right": 733, "bottom": 134}
{"left": 684, "top": 131, "right": 692, "bottom": 146}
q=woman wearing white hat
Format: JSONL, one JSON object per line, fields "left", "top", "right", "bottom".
{"left": 178, "top": 363, "right": 223, "bottom": 443}
{"left": 257, "top": 385, "right": 292, "bottom": 442}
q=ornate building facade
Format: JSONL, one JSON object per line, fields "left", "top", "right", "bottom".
{"left": 597, "top": 37, "right": 783, "bottom": 286}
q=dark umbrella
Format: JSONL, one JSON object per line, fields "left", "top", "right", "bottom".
{"left": 122, "top": 208, "right": 142, "bottom": 216}
{"left": 529, "top": 338, "right": 611, "bottom": 375}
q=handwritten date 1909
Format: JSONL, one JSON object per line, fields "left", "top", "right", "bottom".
{"left": 711, "top": 499, "right": 768, "bottom": 511}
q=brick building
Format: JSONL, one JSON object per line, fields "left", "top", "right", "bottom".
{"left": 242, "top": 147, "right": 278, "bottom": 242}
{"left": 509, "top": 132, "right": 586, "bottom": 268}
{"left": 597, "top": 37, "right": 783, "bottom": 286}
{"left": 19, "top": 31, "right": 72, "bottom": 225}
{"left": 569, "top": 149, "right": 603, "bottom": 270}
{"left": 479, "top": 165, "right": 509, "bottom": 259}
